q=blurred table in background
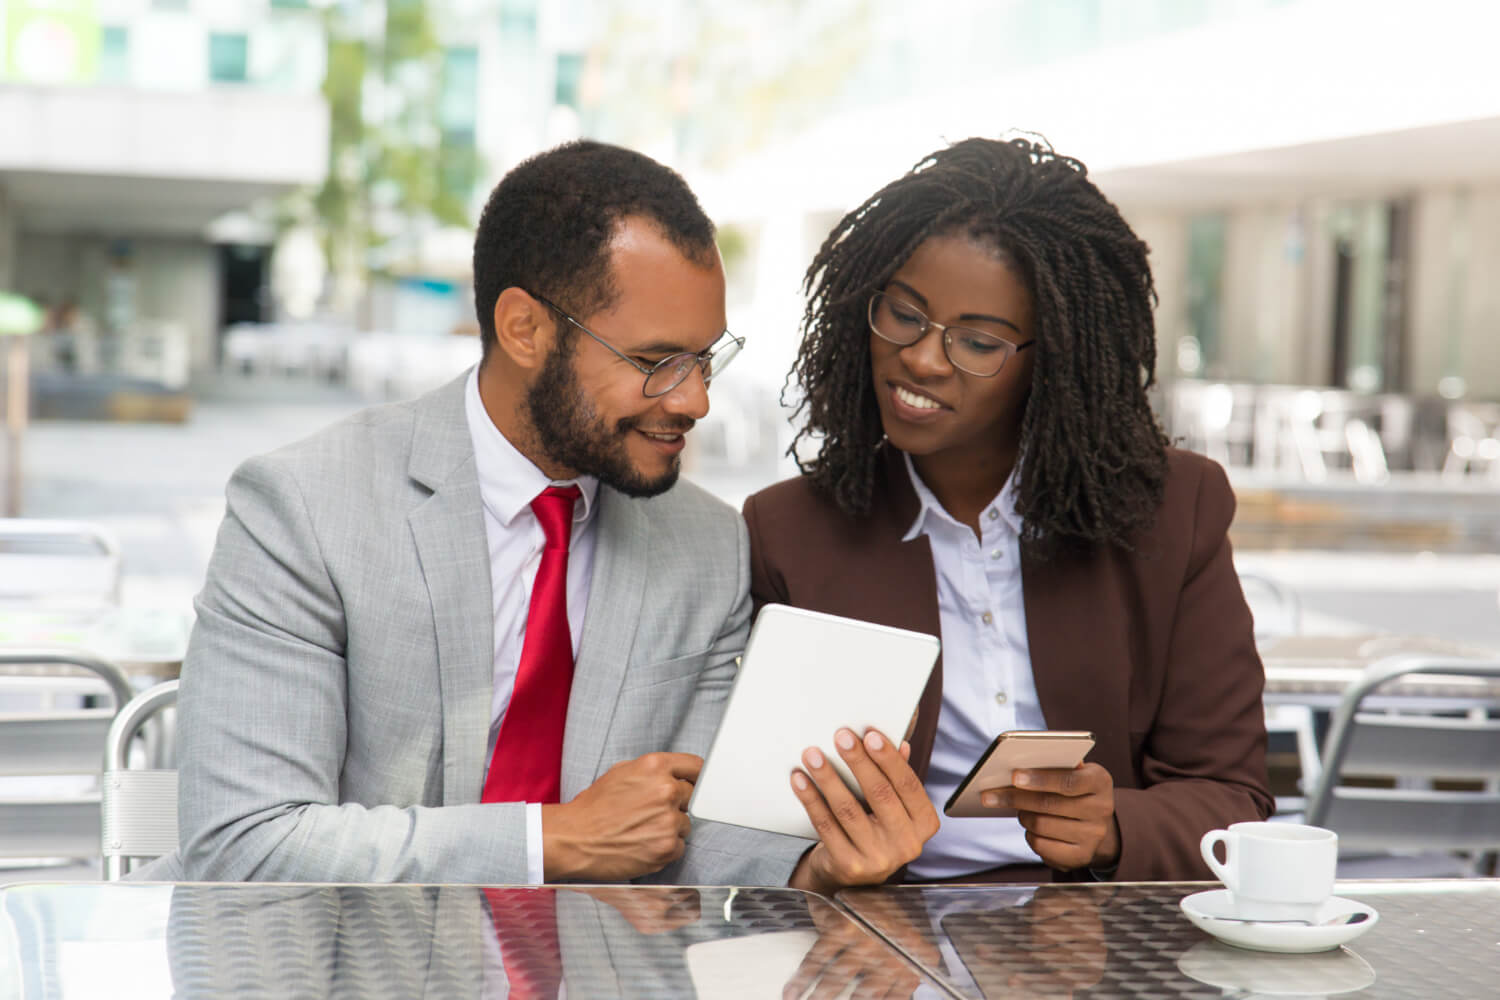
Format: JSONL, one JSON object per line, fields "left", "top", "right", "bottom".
{"left": 1261, "top": 633, "right": 1500, "bottom": 709}
{"left": 839, "top": 880, "right": 1500, "bottom": 999}
{"left": 0, "top": 607, "right": 190, "bottom": 684}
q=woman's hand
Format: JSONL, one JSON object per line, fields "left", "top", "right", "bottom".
{"left": 983, "top": 762, "right": 1119, "bottom": 871}
{"left": 786, "top": 728, "right": 940, "bottom": 893}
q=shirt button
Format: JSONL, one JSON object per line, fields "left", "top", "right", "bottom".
{"left": 981, "top": 611, "right": 994, "bottom": 625}
{"left": 995, "top": 691, "right": 1008, "bottom": 705}
{"left": 990, "top": 549, "right": 1002, "bottom": 560}
{"left": 988, "top": 509, "right": 999, "bottom": 520}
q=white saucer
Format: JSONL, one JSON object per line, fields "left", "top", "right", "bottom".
{"left": 1177, "top": 940, "right": 1376, "bottom": 996}
{"left": 1179, "top": 890, "right": 1378, "bottom": 954}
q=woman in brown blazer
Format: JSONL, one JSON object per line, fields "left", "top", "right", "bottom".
{"left": 746, "top": 138, "right": 1273, "bottom": 883}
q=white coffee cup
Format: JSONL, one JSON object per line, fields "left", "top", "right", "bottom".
{"left": 1199, "top": 821, "right": 1338, "bottom": 922}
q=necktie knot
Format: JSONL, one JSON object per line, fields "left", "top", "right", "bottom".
{"left": 531, "top": 485, "right": 580, "bottom": 550}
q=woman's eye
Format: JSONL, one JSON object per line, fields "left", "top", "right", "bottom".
{"left": 890, "top": 307, "right": 923, "bottom": 326}
{"left": 959, "top": 335, "right": 1002, "bottom": 353}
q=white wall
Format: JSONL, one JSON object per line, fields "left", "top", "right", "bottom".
{"left": 14, "top": 233, "right": 218, "bottom": 372}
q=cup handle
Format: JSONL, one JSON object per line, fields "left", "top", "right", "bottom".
{"left": 1200, "top": 829, "right": 1236, "bottom": 891}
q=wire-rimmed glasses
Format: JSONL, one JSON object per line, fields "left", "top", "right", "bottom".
{"left": 530, "top": 292, "right": 743, "bottom": 398}
{"left": 867, "top": 292, "right": 1033, "bottom": 377}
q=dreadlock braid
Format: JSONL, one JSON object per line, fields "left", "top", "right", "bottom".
{"left": 787, "top": 136, "right": 1168, "bottom": 555}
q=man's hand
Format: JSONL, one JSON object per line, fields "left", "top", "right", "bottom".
{"left": 573, "top": 886, "right": 701, "bottom": 935}
{"left": 782, "top": 910, "right": 921, "bottom": 1000}
{"left": 786, "top": 728, "right": 940, "bottom": 894}
{"left": 542, "top": 752, "right": 700, "bottom": 881}
{"left": 981, "top": 762, "right": 1119, "bottom": 871}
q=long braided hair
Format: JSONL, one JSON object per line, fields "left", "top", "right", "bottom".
{"left": 788, "top": 137, "right": 1168, "bottom": 554}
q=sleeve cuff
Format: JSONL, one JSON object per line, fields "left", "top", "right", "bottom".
{"left": 526, "top": 802, "right": 545, "bottom": 884}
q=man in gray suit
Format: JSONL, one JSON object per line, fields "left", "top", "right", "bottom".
{"left": 162, "top": 140, "right": 935, "bottom": 890}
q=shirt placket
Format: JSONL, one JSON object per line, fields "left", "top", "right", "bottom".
{"left": 977, "top": 511, "right": 1015, "bottom": 730}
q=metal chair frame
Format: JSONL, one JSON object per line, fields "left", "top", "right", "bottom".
{"left": 0, "top": 648, "right": 134, "bottom": 861}
{"left": 1307, "top": 655, "right": 1500, "bottom": 861}
{"left": 101, "top": 679, "right": 179, "bottom": 880}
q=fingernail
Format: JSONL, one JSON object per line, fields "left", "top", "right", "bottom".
{"left": 805, "top": 748, "right": 825, "bottom": 769}
{"left": 981, "top": 792, "right": 1000, "bottom": 808}
{"left": 835, "top": 729, "right": 856, "bottom": 751}
{"left": 791, "top": 771, "right": 809, "bottom": 791}
{"left": 865, "top": 730, "right": 885, "bottom": 751}
{"left": 1014, "top": 771, "right": 1032, "bottom": 787}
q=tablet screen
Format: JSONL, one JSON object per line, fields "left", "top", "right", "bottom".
{"left": 688, "top": 604, "right": 939, "bottom": 840}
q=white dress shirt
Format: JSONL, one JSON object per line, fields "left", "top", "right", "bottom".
{"left": 901, "top": 453, "right": 1049, "bottom": 880}
{"left": 464, "top": 368, "right": 599, "bottom": 884}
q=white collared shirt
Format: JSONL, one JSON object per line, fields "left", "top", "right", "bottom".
{"left": 901, "top": 452, "right": 1049, "bottom": 880}
{"left": 464, "top": 367, "right": 600, "bottom": 884}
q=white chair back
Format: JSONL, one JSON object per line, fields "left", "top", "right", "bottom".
{"left": 0, "top": 519, "right": 122, "bottom": 607}
{"left": 1307, "top": 656, "right": 1500, "bottom": 859}
{"left": 101, "top": 679, "right": 179, "bottom": 880}
{"left": 0, "top": 648, "right": 134, "bottom": 861}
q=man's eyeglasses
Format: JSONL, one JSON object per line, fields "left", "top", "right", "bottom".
{"left": 530, "top": 291, "right": 744, "bottom": 398}
{"left": 868, "top": 292, "right": 1034, "bottom": 378}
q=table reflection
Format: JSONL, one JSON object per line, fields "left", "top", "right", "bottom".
{"left": 839, "top": 880, "right": 1500, "bottom": 999}
{"left": 0, "top": 882, "right": 937, "bottom": 999}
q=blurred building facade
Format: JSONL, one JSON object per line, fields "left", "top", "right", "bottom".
{"left": 0, "top": 0, "right": 328, "bottom": 382}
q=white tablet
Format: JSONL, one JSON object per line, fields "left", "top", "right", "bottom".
{"left": 689, "top": 604, "right": 940, "bottom": 840}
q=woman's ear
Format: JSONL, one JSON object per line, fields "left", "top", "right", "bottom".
{"left": 491, "top": 287, "right": 553, "bottom": 371}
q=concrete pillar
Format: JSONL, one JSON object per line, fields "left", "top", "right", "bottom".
{"left": 0, "top": 184, "right": 15, "bottom": 292}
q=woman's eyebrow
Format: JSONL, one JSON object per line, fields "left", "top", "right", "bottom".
{"left": 887, "top": 279, "right": 1020, "bottom": 330}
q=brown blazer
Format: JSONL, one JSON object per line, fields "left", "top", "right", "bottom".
{"left": 743, "top": 445, "right": 1273, "bottom": 882}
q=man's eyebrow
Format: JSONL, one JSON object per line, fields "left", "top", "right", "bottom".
{"left": 628, "top": 340, "right": 693, "bottom": 355}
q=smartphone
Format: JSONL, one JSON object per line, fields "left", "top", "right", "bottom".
{"left": 943, "top": 730, "right": 1096, "bottom": 817}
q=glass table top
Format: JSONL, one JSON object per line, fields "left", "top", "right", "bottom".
{"left": 837, "top": 879, "right": 1500, "bottom": 999}
{"left": 0, "top": 881, "right": 940, "bottom": 999}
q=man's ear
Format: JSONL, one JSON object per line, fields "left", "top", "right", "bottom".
{"left": 492, "top": 287, "right": 553, "bottom": 371}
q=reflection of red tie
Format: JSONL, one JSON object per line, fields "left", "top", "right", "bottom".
{"left": 484, "top": 887, "right": 563, "bottom": 1000}
{"left": 482, "top": 484, "right": 581, "bottom": 806}
{"left": 481, "top": 486, "right": 578, "bottom": 1000}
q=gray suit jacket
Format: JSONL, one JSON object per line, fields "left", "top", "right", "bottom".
{"left": 165, "top": 372, "right": 806, "bottom": 885}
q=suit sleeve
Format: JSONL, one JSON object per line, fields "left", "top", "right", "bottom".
{"left": 177, "top": 454, "right": 531, "bottom": 883}
{"left": 640, "top": 505, "right": 811, "bottom": 886}
{"left": 1107, "top": 461, "right": 1275, "bottom": 881}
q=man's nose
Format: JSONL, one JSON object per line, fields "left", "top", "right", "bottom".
{"left": 658, "top": 364, "right": 711, "bottom": 420}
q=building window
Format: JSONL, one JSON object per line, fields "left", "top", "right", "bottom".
{"left": 209, "top": 33, "right": 249, "bottom": 84}
{"left": 500, "top": 0, "right": 538, "bottom": 40}
{"left": 555, "top": 52, "right": 584, "bottom": 110}
{"left": 439, "top": 47, "right": 479, "bottom": 132}
{"left": 99, "top": 26, "right": 130, "bottom": 84}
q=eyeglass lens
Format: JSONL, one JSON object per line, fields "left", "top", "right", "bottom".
{"left": 868, "top": 292, "right": 1015, "bottom": 377}
{"left": 642, "top": 334, "right": 742, "bottom": 397}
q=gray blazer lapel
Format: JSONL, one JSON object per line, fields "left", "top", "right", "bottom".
{"left": 406, "top": 374, "right": 494, "bottom": 806}
{"left": 561, "top": 487, "right": 648, "bottom": 798}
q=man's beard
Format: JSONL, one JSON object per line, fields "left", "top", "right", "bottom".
{"left": 526, "top": 337, "right": 689, "bottom": 498}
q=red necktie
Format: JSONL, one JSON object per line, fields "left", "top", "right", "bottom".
{"left": 482, "top": 484, "right": 581, "bottom": 806}
{"left": 481, "top": 485, "right": 579, "bottom": 1000}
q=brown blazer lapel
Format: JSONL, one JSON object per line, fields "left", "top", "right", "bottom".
{"left": 1020, "top": 544, "right": 1133, "bottom": 782}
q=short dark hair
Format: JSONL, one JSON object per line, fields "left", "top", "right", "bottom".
{"left": 472, "top": 140, "right": 717, "bottom": 360}
{"left": 789, "top": 137, "right": 1168, "bottom": 555}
